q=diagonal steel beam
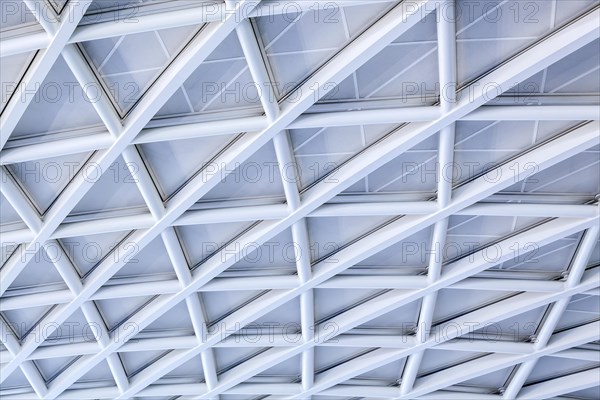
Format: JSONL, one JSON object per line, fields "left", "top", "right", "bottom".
{"left": 0, "top": 0, "right": 258, "bottom": 296}
{"left": 24, "top": 8, "right": 599, "bottom": 396}
{"left": 4, "top": 2, "right": 435, "bottom": 398}
{"left": 0, "top": 0, "right": 258, "bottom": 385}
{"left": 0, "top": 0, "right": 93, "bottom": 149}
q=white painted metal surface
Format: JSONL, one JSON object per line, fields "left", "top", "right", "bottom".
{"left": 0, "top": 1, "right": 598, "bottom": 399}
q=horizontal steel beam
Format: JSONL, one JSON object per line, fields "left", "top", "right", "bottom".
{"left": 0, "top": 274, "right": 573, "bottom": 311}
{"left": 2, "top": 201, "right": 596, "bottom": 245}
{"left": 0, "top": 0, "right": 390, "bottom": 57}
{"left": 2, "top": 105, "right": 599, "bottom": 165}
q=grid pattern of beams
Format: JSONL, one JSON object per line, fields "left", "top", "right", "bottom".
{"left": 0, "top": 1, "right": 599, "bottom": 399}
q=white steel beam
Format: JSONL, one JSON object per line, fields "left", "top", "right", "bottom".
{"left": 0, "top": 0, "right": 258, "bottom": 295}
{"left": 0, "top": 0, "right": 390, "bottom": 57}
{"left": 3, "top": 104, "right": 598, "bottom": 165}
{"left": 400, "top": 0, "right": 457, "bottom": 392}
{"left": 403, "top": 321, "right": 600, "bottom": 399}
{"left": 501, "top": 225, "right": 600, "bottom": 399}
{"left": 3, "top": 201, "right": 598, "bottom": 246}
{"left": 0, "top": 273, "right": 578, "bottom": 312}
{"left": 296, "top": 281, "right": 600, "bottom": 399}
{"left": 15, "top": 2, "right": 435, "bottom": 398}
{"left": 0, "top": 0, "right": 258, "bottom": 385}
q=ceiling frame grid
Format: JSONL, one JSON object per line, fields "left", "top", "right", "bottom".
{"left": 0, "top": 0, "right": 598, "bottom": 399}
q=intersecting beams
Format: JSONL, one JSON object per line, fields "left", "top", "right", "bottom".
{"left": 2, "top": 104, "right": 599, "bottom": 165}
{"left": 0, "top": 0, "right": 599, "bottom": 398}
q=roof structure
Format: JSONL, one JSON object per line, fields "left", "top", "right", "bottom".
{"left": 0, "top": 0, "right": 599, "bottom": 399}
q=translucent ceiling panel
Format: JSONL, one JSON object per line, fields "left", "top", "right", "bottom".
{"left": 507, "top": 38, "right": 600, "bottom": 98}
{"left": 454, "top": 120, "right": 581, "bottom": 187}
{"left": 353, "top": 131, "right": 439, "bottom": 195}
{"left": 5, "top": 246, "right": 65, "bottom": 291}
{"left": 323, "top": 9, "right": 439, "bottom": 103}
{"left": 456, "top": 0, "right": 595, "bottom": 85}
{"left": 307, "top": 215, "right": 392, "bottom": 263}
{"left": 158, "top": 31, "right": 263, "bottom": 118}
{"left": 418, "top": 349, "right": 483, "bottom": 377}
{"left": 356, "top": 226, "right": 434, "bottom": 270}
{"left": 138, "top": 134, "right": 235, "bottom": 200}
{"left": 12, "top": 55, "right": 104, "bottom": 138}
{"left": 202, "top": 141, "right": 285, "bottom": 201}
{"left": 290, "top": 123, "right": 396, "bottom": 191}
{"left": 526, "top": 356, "right": 600, "bottom": 385}
{"left": 555, "top": 294, "right": 600, "bottom": 331}
{"left": 254, "top": 2, "right": 394, "bottom": 99}
{"left": 79, "top": 24, "right": 201, "bottom": 116}
{"left": 69, "top": 156, "right": 148, "bottom": 216}
{"left": 0, "top": 51, "right": 36, "bottom": 114}
{"left": 58, "top": 229, "right": 132, "bottom": 277}
{"left": 0, "top": 0, "right": 38, "bottom": 30}
{"left": 444, "top": 215, "right": 545, "bottom": 264}
{"left": 501, "top": 149, "right": 600, "bottom": 196}
{"left": 7, "top": 151, "right": 91, "bottom": 214}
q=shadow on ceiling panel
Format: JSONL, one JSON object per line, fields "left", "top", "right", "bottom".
{"left": 357, "top": 298, "right": 421, "bottom": 330}
{"left": 493, "top": 233, "right": 580, "bottom": 273}
{"left": 214, "top": 347, "right": 267, "bottom": 375}
{"left": 313, "top": 288, "right": 384, "bottom": 324}
{"left": 0, "top": 368, "right": 32, "bottom": 392}
{"left": 418, "top": 349, "right": 484, "bottom": 378}
{"left": 79, "top": 23, "right": 201, "bottom": 116}
{"left": 163, "top": 355, "right": 205, "bottom": 380}
{"left": 457, "top": 366, "right": 512, "bottom": 392}
{"left": 1, "top": 303, "right": 54, "bottom": 341}
{"left": 34, "top": 356, "right": 78, "bottom": 384}
{"left": 0, "top": 51, "right": 36, "bottom": 114}
{"left": 257, "top": 353, "right": 301, "bottom": 379}
{"left": 467, "top": 304, "right": 547, "bottom": 342}
{"left": 352, "top": 358, "right": 405, "bottom": 384}
{"left": 11, "top": 55, "right": 104, "bottom": 139}
{"left": 94, "top": 295, "right": 155, "bottom": 332}
{"left": 74, "top": 359, "right": 116, "bottom": 387}
{"left": 255, "top": 1, "right": 395, "bottom": 100}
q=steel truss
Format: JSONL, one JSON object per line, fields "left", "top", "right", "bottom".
{"left": 0, "top": 0, "right": 599, "bottom": 399}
